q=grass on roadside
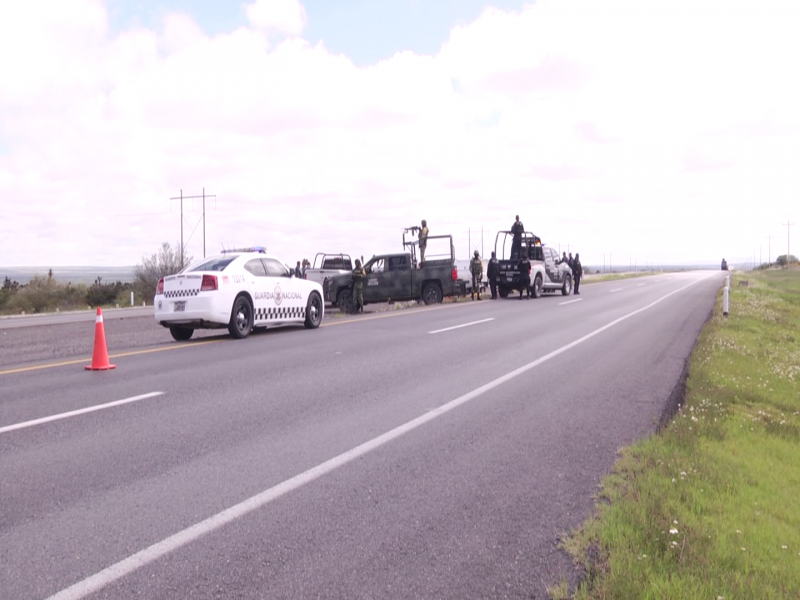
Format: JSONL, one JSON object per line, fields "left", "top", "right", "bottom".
{"left": 561, "top": 269, "right": 800, "bottom": 599}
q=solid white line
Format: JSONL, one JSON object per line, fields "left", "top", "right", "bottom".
{"left": 610, "top": 288, "right": 623, "bottom": 292}
{"left": 559, "top": 298, "right": 583, "bottom": 306}
{"left": 0, "top": 392, "right": 165, "bottom": 435}
{"left": 428, "top": 318, "right": 495, "bottom": 334}
{"left": 47, "top": 275, "right": 711, "bottom": 600}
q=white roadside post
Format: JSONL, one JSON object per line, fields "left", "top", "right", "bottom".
{"left": 723, "top": 269, "right": 731, "bottom": 317}
{"left": 130, "top": 291, "right": 134, "bottom": 306}
{"left": 723, "top": 287, "right": 729, "bottom": 316}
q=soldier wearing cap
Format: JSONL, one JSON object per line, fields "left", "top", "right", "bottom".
{"left": 470, "top": 250, "right": 483, "bottom": 301}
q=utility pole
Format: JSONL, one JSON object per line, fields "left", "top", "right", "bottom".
{"left": 170, "top": 189, "right": 217, "bottom": 264}
{"left": 784, "top": 219, "right": 795, "bottom": 267}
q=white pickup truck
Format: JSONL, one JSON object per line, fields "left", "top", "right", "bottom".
{"left": 304, "top": 253, "right": 353, "bottom": 288}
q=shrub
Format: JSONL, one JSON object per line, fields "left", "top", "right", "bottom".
{"left": 14, "top": 276, "right": 58, "bottom": 313}
{"left": 133, "top": 242, "right": 191, "bottom": 303}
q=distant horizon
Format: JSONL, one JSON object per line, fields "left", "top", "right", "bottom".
{"left": 1, "top": 258, "right": 767, "bottom": 287}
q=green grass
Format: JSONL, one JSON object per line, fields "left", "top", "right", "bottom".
{"left": 562, "top": 269, "right": 800, "bottom": 599}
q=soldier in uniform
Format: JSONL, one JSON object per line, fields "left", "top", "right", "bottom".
{"left": 518, "top": 251, "right": 532, "bottom": 299}
{"left": 487, "top": 251, "right": 499, "bottom": 299}
{"left": 470, "top": 250, "right": 483, "bottom": 300}
{"left": 510, "top": 215, "right": 524, "bottom": 259}
{"left": 560, "top": 251, "right": 568, "bottom": 265}
{"left": 568, "top": 252, "right": 574, "bottom": 270}
{"left": 418, "top": 219, "right": 429, "bottom": 266}
{"left": 572, "top": 253, "right": 583, "bottom": 295}
{"left": 351, "top": 258, "right": 366, "bottom": 314}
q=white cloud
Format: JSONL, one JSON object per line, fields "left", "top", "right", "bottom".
{"left": 0, "top": 0, "right": 798, "bottom": 269}
{"left": 245, "top": 0, "right": 306, "bottom": 36}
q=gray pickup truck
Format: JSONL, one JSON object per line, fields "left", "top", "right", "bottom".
{"left": 325, "top": 231, "right": 463, "bottom": 312}
{"left": 304, "top": 253, "right": 353, "bottom": 288}
{"left": 495, "top": 231, "right": 573, "bottom": 298}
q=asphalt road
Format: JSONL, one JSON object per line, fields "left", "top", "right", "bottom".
{"left": 0, "top": 272, "right": 723, "bottom": 599}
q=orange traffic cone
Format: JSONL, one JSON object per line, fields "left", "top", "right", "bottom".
{"left": 85, "top": 307, "right": 116, "bottom": 371}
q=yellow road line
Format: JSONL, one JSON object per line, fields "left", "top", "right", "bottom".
{"left": 0, "top": 340, "right": 223, "bottom": 376}
{"left": 1, "top": 301, "right": 480, "bottom": 375}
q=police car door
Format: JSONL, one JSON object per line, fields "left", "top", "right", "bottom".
{"left": 363, "top": 257, "right": 386, "bottom": 303}
{"left": 543, "top": 247, "right": 562, "bottom": 284}
{"left": 262, "top": 258, "right": 304, "bottom": 323}
{"left": 243, "top": 258, "right": 271, "bottom": 325}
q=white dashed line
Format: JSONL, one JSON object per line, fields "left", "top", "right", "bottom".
{"left": 610, "top": 288, "right": 624, "bottom": 293}
{"left": 429, "top": 318, "right": 495, "bottom": 334}
{"left": 0, "top": 392, "right": 165, "bottom": 435}
{"left": 559, "top": 298, "right": 583, "bottom": 306}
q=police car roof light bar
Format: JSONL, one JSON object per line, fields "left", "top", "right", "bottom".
{"left": 222, "top": 246, "right": 266, "bottom": 254}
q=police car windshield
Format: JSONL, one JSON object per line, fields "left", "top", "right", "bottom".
{"left": 186, "top": 256, "right": 238, "bottom": 272}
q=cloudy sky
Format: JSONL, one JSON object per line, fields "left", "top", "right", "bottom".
{"left": 1, "top": 0, "right": 798, "bottom": 269}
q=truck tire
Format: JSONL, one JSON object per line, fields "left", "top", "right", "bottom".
{"left": 228, "top": 295, "right": 254, "bottom": 339}
{"left": 499, "top": 286, "right": 509, "bottom": 298}
{"left": 532, "top": 275, "right": 543, "bottom": 299}
{"left": 561, "top": 275, "right": 573, "bottom": 296}
{"left": 337, "top": 289, "right": 355, "bottom": 314}
{"left": 304, "top": 292, "right": 323, "bottom": 329}
{"left": 169, "top": 326, "right": 194, "bottom": 341}
{"left": 422, "top": 283, "right": 443, "bottom": 305}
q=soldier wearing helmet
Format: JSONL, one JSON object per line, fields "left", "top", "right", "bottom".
{"left": 470, "top": 250, "right": 483, "bottom": 301}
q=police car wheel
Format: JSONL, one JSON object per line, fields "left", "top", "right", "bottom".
{"left": 305, "top": 292, "right": 323, "bottom": 329}
{"left": 532, "top": 275, "right": 543, "bottom": 298}
{"left": 169, "top": 326, "right": 194, "bottom": 341}
{"left": 499, "top": 287, "right": 509, "bottom": 298}
{"left": 561, "top": 275, "right": 573, "bottom": 296}
{"left": 229, "top": 295, "right": 254, "bottom": 339}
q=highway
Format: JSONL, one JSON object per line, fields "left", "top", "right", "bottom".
{"left": 0, "top": 271, "right": 723, "bottom": 599}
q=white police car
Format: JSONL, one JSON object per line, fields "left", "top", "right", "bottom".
{"left": 154, "top": 247, "right": 324, "bottom": 341}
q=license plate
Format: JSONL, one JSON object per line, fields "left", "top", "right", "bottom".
{"left": 506, "top": 275, "right": 514, "bottom": 281}
{"left": 174, "top": 301, "right": 186, "bottom": 312}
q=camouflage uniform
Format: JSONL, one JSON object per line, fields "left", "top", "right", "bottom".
{"left": 470, "top": 252, "right": 483, "bottom": 300}
{"left": 418, "top": 220, "right": 429, "bottom": 265}
{"left": 352, "top": 263, "right": 366, "bottom": 313}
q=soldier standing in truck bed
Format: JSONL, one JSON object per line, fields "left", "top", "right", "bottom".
{"left": 418, "top": 219, "right": 429, "bottom": 266}
{"left": 470, "top": 250, "right": 483, "bottom": 301}
{"left": 352, "top": 259, "right": 366, "bottom": 313}
{"left": 511, "top": 215, "right": 524, "bottom": 259}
